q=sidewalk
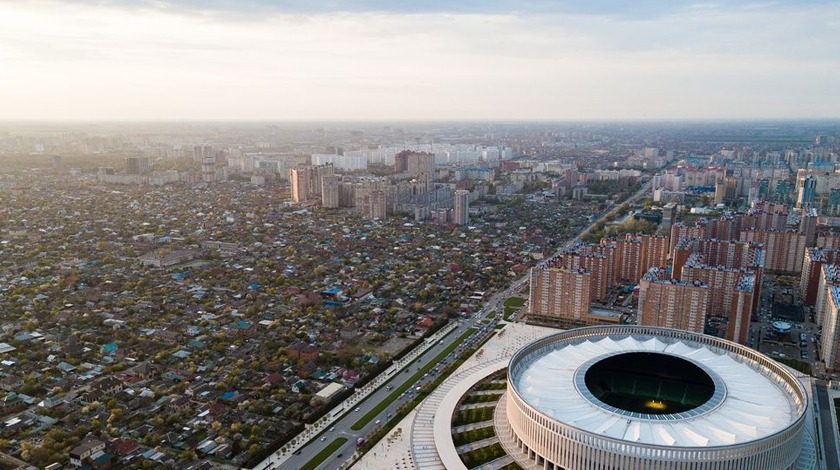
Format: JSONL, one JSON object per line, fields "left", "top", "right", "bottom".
{"left": 253, "top": 322, "right": 459, "bottom": 470}
{"left": 351, "top": 321, "right": 556, "bottom": 470}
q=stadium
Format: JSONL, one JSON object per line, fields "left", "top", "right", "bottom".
{"left": 505, "top": 326, "right": 809, "bottom": 470}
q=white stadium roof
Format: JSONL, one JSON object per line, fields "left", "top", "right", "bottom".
{"left": 512, "top": 333, "right": 801, "bottom": 447}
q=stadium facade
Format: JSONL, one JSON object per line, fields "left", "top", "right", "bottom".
{"left": 507, "top": 326, "right": 809, "bottom": 470}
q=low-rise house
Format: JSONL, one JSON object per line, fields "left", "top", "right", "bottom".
{"left": 287, "top": 341, "right": 319, "bottom": 362}
{"left": 69, "top": 437, "right": 106, "bottom": 467}
{"left": 91, "top": 376, "right": 124, "bottom": 396}
{"left": 0, "top": 375, "right": 23, "bottom": 392}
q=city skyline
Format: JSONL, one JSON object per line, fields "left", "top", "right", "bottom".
{"left": 1, "top": 0, "right": 838, "bottom": 121}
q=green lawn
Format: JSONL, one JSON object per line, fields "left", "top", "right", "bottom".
{"left": 504, "top": 297, "right": 526, "bottom": 308}
{"left": 477, "top": 382, "right": 506, "bottom": 391}
{"left": 462, "top": 393, "right": 502, "bottom": 405}
{"left": 499, "top": 463, "right": 524, "bottom": 470}
{"left": 453, "top": 426, "right": 496, "bottom": 447}
{"left": 299, "top": 437, "right": 347, "bottom": 470}
{"left": 453, "top": 406, "right": 495, "bottom": 427}
{"left": 503, "top": 307, "right": 517, "bottom": 321}
{"left": 460, "top": 443, "right": 506, "bottom": 468}
{"left": 351, "top": 327, "right": 477, "bottom": 430}
{"left": 487, "top": 310, "right": 497, "bottom": 319}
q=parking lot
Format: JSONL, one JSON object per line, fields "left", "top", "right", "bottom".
{"left": 749, "top": 276, "right": 819, "bottom": 367}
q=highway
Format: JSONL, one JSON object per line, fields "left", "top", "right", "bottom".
{"left": 263, "top": 178, "right": 652, "bottom": 470}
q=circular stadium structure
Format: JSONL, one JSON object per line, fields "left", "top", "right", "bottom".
{"left": 507, "top": 326, "right": 808, "bottom": 470}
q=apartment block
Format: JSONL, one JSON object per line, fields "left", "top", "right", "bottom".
{"left": 528, "top": 267, "right": 592, "bottom": 327}
{"left": 638, "top": 267, "right": 710, "bottom": 334}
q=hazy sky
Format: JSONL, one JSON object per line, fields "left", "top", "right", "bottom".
{"left": 1, "top": 0, "right": 838, "bottom": 121}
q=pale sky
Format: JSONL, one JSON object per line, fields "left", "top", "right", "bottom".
{"left": 0, "top": 0, "right": 838, "bottom": 121}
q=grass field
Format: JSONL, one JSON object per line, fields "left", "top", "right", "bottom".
{"left": 502, "top": 297, "right": 525, "bottom": 321}
{"left": 300, "top": 437, "right": 348, "bottom": 470}
{"left": 460, "top": 442, "right": 506, "bottom": 468}
{"left": 350, "top": 327, "right": 477, "bottom": 431}
{"left": 453, "top": 426, "right": 496, "bottom": 446}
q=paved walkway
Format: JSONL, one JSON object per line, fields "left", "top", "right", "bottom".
{"left": 351, "top": 322, "right": 556, "bottom": 470}
{"left": 473, "top": 455, "right": 515, "bottom": 470}
{"left": 494, "top": 392, "right": 541, "bottom": 470}
{"left": 410, "top": 360, "right": 505, "bottom": 470}
{"left": 458, "top": 402, "right": 499, "bottom": 411}
{"left": 472, "top": 390, "right": 505, "bottom": 396}
{"left": 451, "top": 420, "right": 494, "bottom": 433}
{"left": 455, "top": 436, "right": 500, "bottom": 454}
{"left": 254, "top": 322, "right": 458, "bottom": 470}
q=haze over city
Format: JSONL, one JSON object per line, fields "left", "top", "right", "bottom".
{"left": 1, "top": 0, "right": 838, "bottom": 121}
{"left": 3, "top": 2, "right": 840, "bottom": 470}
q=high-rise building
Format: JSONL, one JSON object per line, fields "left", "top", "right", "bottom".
{"left": 739, "top": 229, "right": 806, "bottom": 273}
{"left": 816, "top": 264, "right": 840, "bottom": 370}
{"left": 713, "top": 176, "right": 738, "bottom": 205}
{"left": 797, "top": 207, "right": 819, "bottom": 246}
{"left": 352, "top": 179, "right": 389, "bottom": 219}
{"left": 661, "top": 202, "right": 677, "bottom": 231}
{"left": 193, "top": 145, "right": 214, "bottom": 163}
{"left": 125, "top": 156, "right": 150, "bottom": 175}
{"left": 670, "top": 221, "right": 710, "bottom": 252}
{"left": 801, "top": 248, "right": 840, "bottom": 305}
{"left": 454, "top": 190, "right": 470, "bottom": 225}
{"left": 547, "top": 247, "right": 612, "bottom": 302}
{"left": 638, "top": 267, "right": 710, "bottom": 334}
{"left": 321, "top": 175, "right": 340, "bottom": 209}
{"left": 369, "top": 189, "right": 387, "bottom": 219}
{"left": 52, "top": 154, "right": 63, "bottom": 172}
{"left": 612, "top": 234, "right": 670, "bottom": 282}
{"left": 201, "top": 155, "right": 216, "bottom": 183}
{"left": 289, "top": 167, "right": 312, "bottom": 203}
{"left": 796, "top": 175, "right": 817, "bottom": 208}
{"left": 679, "top": 254, "right": 755, "bottom": 344}
{"left": 820, "top": 282, "right": 840, "bottom": 371}
{"left": 816, "top": 264, "right": 840, "bottom": 327}
{"left": 395, "top": 150, "right": 435, "bottom": 179}
{"left": 528, "top": 268, "right": 592, "bottom": 327}
{"left": 313, "top": 163, "right": 335, "bottom": 197}
{"left": 671, "top": 238, "right": 764, "bottom": 279}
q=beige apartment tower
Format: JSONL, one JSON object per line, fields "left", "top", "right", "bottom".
{"left": 638, "top": 267, "right": 710, "bottom": 334}
{"left": 528, "top": 267, "right": 592, "bottom": 327}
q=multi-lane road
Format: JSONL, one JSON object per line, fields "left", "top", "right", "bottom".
{"left": 270, "top": 302, "right": 503, "bottom": 470}
{"left": 265, "top": 178, "right": 653, "bottom": 470}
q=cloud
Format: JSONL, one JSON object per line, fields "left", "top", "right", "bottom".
{"left": 0, "top": 1, "right": 837, "bottom": 120}
{"left": 61, "top": 0, "right": 840, "bottom": 17}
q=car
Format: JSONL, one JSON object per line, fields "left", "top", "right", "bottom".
{"left": 330, "top": 427, "right": 335, "bottom": 432}
{"left": 355, "top": 407, "right": 360, "bottom": 412}
{"left": 375, "top": 419, "right": 381, "bottom": 425}
{"left": 337, "top": 453, "right": 343, "bottom": 458}
{"left": 320, "top": 437, "right": 326, "bottom": 441}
